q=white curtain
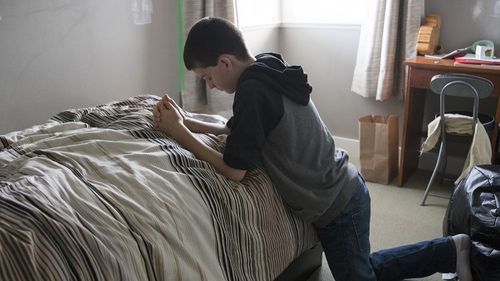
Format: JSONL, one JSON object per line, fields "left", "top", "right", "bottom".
{"left": 351, "top": 0, "right": 424, "bottom": 101}
{"left": 181, "top": 0, "right": 236, "bottom": 118}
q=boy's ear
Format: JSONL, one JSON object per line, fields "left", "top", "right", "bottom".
{"left": 218, "top": 55, "right": 233, "bottom": 70}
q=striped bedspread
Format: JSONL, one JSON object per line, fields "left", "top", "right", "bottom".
{"left": 0, "top": 95, "right": 318, "bottom": 281}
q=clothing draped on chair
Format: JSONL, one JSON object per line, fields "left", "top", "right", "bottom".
{"left": 420, "top": 114, "right": 492, "bottom": 182}
{"left": 180, "top": 0, "right": 236, "bottom": 118}
{"left": 351, "top": 0, "right": 424, "bottom": 101}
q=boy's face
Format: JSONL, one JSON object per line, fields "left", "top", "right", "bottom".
{"left": 193, "top": 55, "right": 238, "bottom": 94}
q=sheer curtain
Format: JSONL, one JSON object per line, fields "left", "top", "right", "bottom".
{"left": 351, "top": 0, "right": 424, "bottom": 101}
{"left": 181, "top": 0, "right": 236, "bottom": 118}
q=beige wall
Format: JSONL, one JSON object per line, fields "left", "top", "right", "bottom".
{"left": 0, "top": 0, "right": 179, "bottom": 134}
{"left": 241, "top": 25, "right": 281, "bottom": 56}
{"left": 1, "top": 0, "right": 498, "bottom": 139}
{"left": 278, "top": 25, "right": 404, "bottom": 140}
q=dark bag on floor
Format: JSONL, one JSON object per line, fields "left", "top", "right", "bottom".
{"left": 446, "top": 165, "right": 500, "bottom": 281}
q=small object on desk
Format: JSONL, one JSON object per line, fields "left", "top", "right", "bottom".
{"left": 467, "top": 39, "right": 495, "bottom": 54}
{"left": 424, "top": 48, "right": 468, "bottom": 60}
{"left": 416, "top": 14, "right": 441, "bottom": 55}
{"left": 475, "top": 45, "right": 495, "bottom": 59}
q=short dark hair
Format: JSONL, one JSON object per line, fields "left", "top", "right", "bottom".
{"left": 183, "top": 17, "right": 251, "bottom": 70}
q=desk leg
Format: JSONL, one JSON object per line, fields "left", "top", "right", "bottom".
{"left": 398, "top": 88, "right": 427, "bottom": 186}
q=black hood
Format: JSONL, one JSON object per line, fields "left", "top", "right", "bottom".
{"left": 237, "top": 53, "right": 312, "bottom": 105}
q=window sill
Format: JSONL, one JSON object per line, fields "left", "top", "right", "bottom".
{"left": 280, "top": 22, "right": 361, "bottom": 30}
{"left": 240, "top": 22, "right": 361, "bottom": 31}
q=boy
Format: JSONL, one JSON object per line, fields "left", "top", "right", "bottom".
{"left": 153, "top": 17, "right": 472, "bottom": 281}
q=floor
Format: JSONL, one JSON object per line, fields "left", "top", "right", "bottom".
{"left": 307, "top": 169, "right": 455, "bottom": 281}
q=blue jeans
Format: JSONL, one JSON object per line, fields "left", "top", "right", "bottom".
{"left": 315, "top": 174, "right": 457, "bottom": 281}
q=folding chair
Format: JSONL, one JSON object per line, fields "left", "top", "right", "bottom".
{"left": 420, "top": 73, "right": 493, "bottom": 206}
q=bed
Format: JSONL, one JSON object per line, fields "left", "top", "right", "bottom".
{"left": 0, "top": 95, "right": 321, "bottom": 281}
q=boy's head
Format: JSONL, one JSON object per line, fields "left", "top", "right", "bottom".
{"left": 183, "top": 17, "right": 252, "bottom": 70}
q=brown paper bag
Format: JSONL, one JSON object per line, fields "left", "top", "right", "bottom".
{"left": 358, "top": 115, "right": 399, "bottom": 184}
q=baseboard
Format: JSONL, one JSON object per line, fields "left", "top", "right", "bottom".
{"left": 333, "top": 136, "right": 360, "bottom": 168}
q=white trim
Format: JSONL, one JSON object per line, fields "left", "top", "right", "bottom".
{"left": 240, "top": 22, "right": 362, "bottom": 31}
{"left": 333, "top": 136, "right": 360, "bottom": 168}
{"left": 279, "top": 22, "right": 361, "bottom": 30}
{"left": 240, "top": 22, "right": 281, "bottom": 31}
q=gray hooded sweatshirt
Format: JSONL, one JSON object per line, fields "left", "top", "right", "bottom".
{"left": 224, "top": 53, "right": 359, "bottom": 227}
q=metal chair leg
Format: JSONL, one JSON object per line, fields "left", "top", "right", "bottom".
{"left": 421, "top": 142, "right": 446, "bottom": 206}
{"left": 439, "top": 140, "right": 448, "bottom": 185}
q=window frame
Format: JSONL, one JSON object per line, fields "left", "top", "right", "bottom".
{"left": 236, "top": 0, "right": 367, "bottom": 28}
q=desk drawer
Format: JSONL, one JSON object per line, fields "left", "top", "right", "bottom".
{"left": 408, "top": 68, "right": 443, "bottom": 89}
{"left": 408, "top": 67, "right": 500, "bottom": 96}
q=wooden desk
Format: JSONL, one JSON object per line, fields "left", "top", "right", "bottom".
{"left": 398, "top": 56, "right": 500, "bottom": 186}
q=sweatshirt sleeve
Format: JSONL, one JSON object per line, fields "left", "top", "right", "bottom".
{"left": 223, "top": 80, "right": 283, "bottom": 170}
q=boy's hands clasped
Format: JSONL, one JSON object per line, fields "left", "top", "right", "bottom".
{"left": 153, "top": 95, "right": 186, "bottom": 137}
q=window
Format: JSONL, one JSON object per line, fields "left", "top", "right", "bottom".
{"left": 281, "top": 0, "right": 367, "bottom": 25}
{"left": 236, "top": 0, "right": 367, "bottom": 28}
{"left": 236, "top": 0, "right": 280, "bottom": 28}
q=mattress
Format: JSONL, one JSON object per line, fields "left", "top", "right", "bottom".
{"left": 0, "top": 95, "right": 318, "bottom": 281}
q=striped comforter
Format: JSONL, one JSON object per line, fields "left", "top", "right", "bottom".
{"left": 0, "top": 95, "right": 318, "bottom": 281}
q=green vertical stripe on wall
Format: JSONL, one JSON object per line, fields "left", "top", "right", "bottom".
{"left": 176, "top": 0, "right": 185, "bottom": 92}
